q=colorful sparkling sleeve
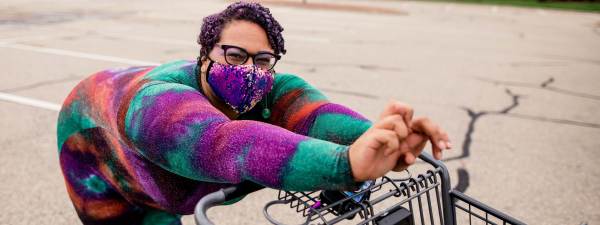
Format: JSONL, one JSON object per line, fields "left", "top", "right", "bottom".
{"left": 268, "top": 74, "right": 373, "bottom": 145}
{"left": 123, "top": 81, "right": 359, "bottom": 191}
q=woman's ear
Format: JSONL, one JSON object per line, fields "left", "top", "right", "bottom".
{"left": 198, "top": 56, "right": 207, "bottom": 65}
{"left": 198, "top": 56, "right": 209, "bottom": 76}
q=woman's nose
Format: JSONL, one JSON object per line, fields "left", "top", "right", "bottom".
{"left": 243, "top": 58, "right": 254, "bottom": 66}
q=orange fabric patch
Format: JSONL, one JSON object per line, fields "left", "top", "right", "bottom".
{"left": 83, "top": 199, "right": 129, "bottom": 220}
{"left": 270, "top": 89, "right": 303, "bottom": 126}
{"left": 286, "top": 101, "right": 327, "bottom": 131}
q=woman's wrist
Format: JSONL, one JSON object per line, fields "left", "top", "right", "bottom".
{"left": 348, "top": 144, "right": 366, "bottom": 182}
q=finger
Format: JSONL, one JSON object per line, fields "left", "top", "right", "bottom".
{"left": 399, "top": 140, "right": 411, "bottom": 155}
{"left": 404, "top": 152, "right": 416, "bottom": 165}
{"left": 406, "top": 133, "right": 428, "bottom": 150}
{"left": 412, "top": 118, "right": 447, "bottom": 160}
{"left": 395, "top": 141, "right": 413, "bottom": 171}
{"left": 415, "top": 140, "right": 427, "bottom": 156}
{"left": 393, "top": 134, "right": 428, "bottom": 171}
{"left": 412, "top": 117, "right": 451, "bottom": 150}
{"left": 409, "top": 139, "right": 427, "bottom": 162}
{"left": 441, "top": 131, "right": 452, "bottom": 149}
{"left": 370, "top": 129, "right": 400, "bottom": 156}
{"left": 379, "top": 100, "right": 414, "bottom": 130}
{"left": 374, "top": 115, "right": 409, "bottom": 140}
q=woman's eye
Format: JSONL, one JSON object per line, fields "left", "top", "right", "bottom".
{"left": 228, "top": 54, "right": 243, "bottom": 59}
{"left": 226, "top": 53, "right": 246, "bottom": 63}
{"left": 255, "top": 59, "right": 269, "bottom": 64}
{"left": 256, "top": 55, "right": 272, "bottom": 62}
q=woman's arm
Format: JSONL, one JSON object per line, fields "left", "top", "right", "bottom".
{"left": 121, "top": 81, "right": 359, "bottom": 191}
{"left": 268, "top": 74, "right": 373, "bottom": 145}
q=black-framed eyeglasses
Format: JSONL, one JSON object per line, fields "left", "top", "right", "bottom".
{"left": 214, "top": 43, "right": 281, "bottom": 70}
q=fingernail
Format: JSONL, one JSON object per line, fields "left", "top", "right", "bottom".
{"left": 438, "top": 140, "right": 447, "bottom": 149}
{"left": 446, "top": 141, "right": 453, "bottom": 149}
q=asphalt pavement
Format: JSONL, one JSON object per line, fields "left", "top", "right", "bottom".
{"left": 1, "top": 0, "right": 599, "bottom": 224}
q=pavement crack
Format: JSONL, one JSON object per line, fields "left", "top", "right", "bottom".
{"left": 1, "top": 76, "right": 82, "bottom": 93}
{"left": 445, "top": 81, "right": 599, "bottom": 192}
{"left": 445, "top": 88, "right": 521, "bottom": 162}
{"left": 540, "top": 77, "right": 554, "bottom": 88}
{"left": 499, "top": 89, "right": 521, "bottom": 114}
{"left": 445, "top": 88, "right": 521, "bottom": 192}
{"left": 502, "top": 113, "right": 600, "bottom": 129}
{"left": 477, "top": 77, "right": 600, "bottom": 101}
{"left": 452, "top": 108, "right": 481, "bottom": 161}
{"left": 477, "top": 77, "right": 600, "bottom": 128}
{"left": 453, "top": 167, "right": 470, "bottom": 192}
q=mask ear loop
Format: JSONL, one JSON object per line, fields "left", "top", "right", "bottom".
{"left": 262, "top": 69, "right": 273, "bottom": 120}
{"left": 198, "top": 55, "right": 218, "bottom": 96}
{"left": 196, "top": 56, "right": 205, "bottom": 95}
{"left": 262, "top": 93, "right": 271, "bottom": 119}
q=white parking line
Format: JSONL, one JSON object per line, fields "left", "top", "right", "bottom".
{"left": 101, "top": 33, "right": 194, "bottom": 46}
{"left": 0, "top": 92, "right": 61, "bottom": 111}
{"left": 0, "top": 33, "right": 327, "bottom": 112}
{"left": 0, "top": 42, "right": 159, "bottom": 111}
{"left": 0, "top": 42, "right": 160, "bottom": 66}
{"left": 0, "top": 33, "right": 76, "bottom": 45}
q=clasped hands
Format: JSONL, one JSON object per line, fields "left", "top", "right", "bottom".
{"left": 349, "top": 100, "right": 452, "bottom": 182}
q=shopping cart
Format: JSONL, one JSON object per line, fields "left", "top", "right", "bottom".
{"left": 194, "top": 152, "right": 526, "bottom": 225}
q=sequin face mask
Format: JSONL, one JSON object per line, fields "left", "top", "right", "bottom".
{"left": 206, "top": 60, "right": 274, "bottom": 114}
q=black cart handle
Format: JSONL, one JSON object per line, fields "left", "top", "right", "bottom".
{"left": 195, "top": 153, "right": 447, "bottom": 225}
{"left": 194, "top": 181, "right": 264, "bottom": 225}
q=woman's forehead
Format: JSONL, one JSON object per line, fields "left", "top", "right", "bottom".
{"left": 219, "top": 20, "right": 274, "bottom": 54}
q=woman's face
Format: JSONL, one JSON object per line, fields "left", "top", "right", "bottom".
{"left": 201, "top": 20, "right": 274, "bottom": 71}
{"left": 199, "top": 19, "right": 274, "bottom": 119}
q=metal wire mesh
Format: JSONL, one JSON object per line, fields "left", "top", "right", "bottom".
{"left": 265, "top": 168, "right": 447, "bottom": 225}
{"left": 262, "top": 153, "right": 526, "bottom": 225}
{"left": 450, "top": 191, "right": 525, "bottom": 225}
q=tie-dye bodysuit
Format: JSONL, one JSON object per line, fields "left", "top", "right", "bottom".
{"left": 57, "top": 60, "right": 372, "bottom": 224}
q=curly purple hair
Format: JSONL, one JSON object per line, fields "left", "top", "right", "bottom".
{"left": 197, "top": 2, "right": 286, "bottom": 59}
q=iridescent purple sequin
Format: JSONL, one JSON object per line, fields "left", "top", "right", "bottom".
{"left": 207, "top": 62, "right": 274, "bottom": 114}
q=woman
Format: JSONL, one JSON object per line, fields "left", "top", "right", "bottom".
{"left": 57, "top": 2, "right": 451, "bottom": 224}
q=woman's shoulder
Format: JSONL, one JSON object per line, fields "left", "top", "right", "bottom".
{"left": 270, "top": 72, "right": 324, "bottom": 101}
{"left": 274, "top": 72, "right": 301, "bottom": 81}
{"left": 273, "top": 73, "right": 313, "bottom": 88}
{"left": 143, "top": 59, "right": 199, "bottom": 88}
{"left": 148, "top": 59, "right": 195, "bottom": 74}
{"left": 274, "top": 71, "right": 323, "bottom": 88}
